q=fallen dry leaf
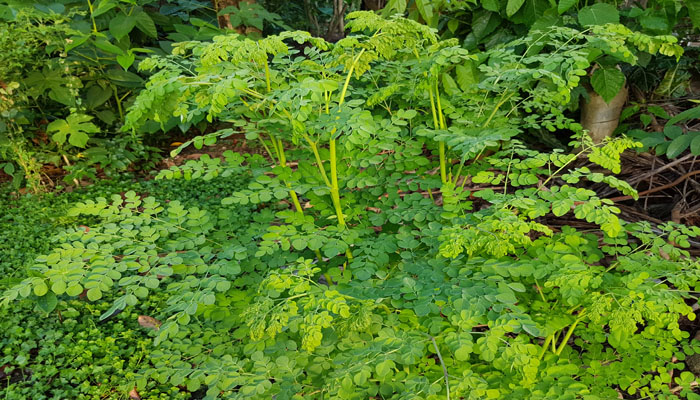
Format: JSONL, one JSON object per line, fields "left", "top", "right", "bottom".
{"left": 129, "top": 387, "right": 141, "bottom": 400}
{"left": 137, "top": 315, "right": 161, "bottom": 330}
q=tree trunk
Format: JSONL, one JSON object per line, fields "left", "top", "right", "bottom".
{"left": 363, "top": 0, "right": 386, "bottom": 11}
{"left": 325, "top": 0, "right": 347, "bottom": 42}
{"left": 580, "top": 84, "right": 628, "bottom": 144}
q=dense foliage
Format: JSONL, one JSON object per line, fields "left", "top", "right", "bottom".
{"left": 2, "top": 2, "right": 700, "bottom": 400}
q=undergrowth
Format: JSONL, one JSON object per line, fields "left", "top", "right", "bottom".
{"left": 2, "top": 12, "right": 699, "bottom": 400}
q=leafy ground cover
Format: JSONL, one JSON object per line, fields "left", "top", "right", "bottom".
{"left": 0, "top": 173, "right": 254, "bottom": 399}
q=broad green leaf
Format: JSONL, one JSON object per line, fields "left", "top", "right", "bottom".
{"left": 37, "top": 292, "right": 58, "bottom": 313}
{"left": 134, "top": 11, "right": 157, "bottom": 38}
{"left": 65, "top": 34, "right": 90, "bottom": 52}
{"left": 85, "top": 85, "right": 112, "bottom": 109}
{"left": 94, "top": 39, "right": 124, "bottom": 55}
{"left": 47, "top": 114, "right": 99, "bottom": 148}
{"left": 109, "top": 14, "right": 136, "bottom": 39}
{"left": 106, "top": 69, "right": 144, "bottom": 88}
{"left": 666, "top": 134, "right": 691, "bottom": 158}
{"left": 92, "top": 0, "right": 116, "bottom": 17}
{"left": 482, "top": 0, "right": 500, "bottom": 12}
{"left": 415, "top": 0, "right": 437, "bottom": 27}
{"left": 640, "top": 15, "right": 669, "bottom": 32}
{"left": 382, "top": 0, "right": 408, "bottom": 16}
{"left": 590, "top": 67, "right": 625, "bottom": 103}
{"left": 456, "top": 63, "right": 477, "bottom": 90}
{"left": 667, "top": 106, "right": 700, "bottom": 125}
{"left": 442, "top": 73, "right": 460, "bottom": 95}
{"left": 664, "top": 125, "right": 683, "bottom": 139}
{"left": 687, "top": 0, "right": 700, "bottom": 30}
{"left": 578, "top": 3, "right": 619, "bottom": 26}
{"left": 116, "top": 51, "right": 136, "bottom": 70}
{"left": 506, "top": 0, "right": 526, "bottom": 17}
{"left": 557, "top": 0, "right": 577, "bottom": 14}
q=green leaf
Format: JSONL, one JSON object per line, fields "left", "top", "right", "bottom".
{"left": 92, "top": 0, "right": 116, "bottom": 17}
{"left": 687, "top": 0, "right": 700, "bottom": 30}
{"left": 455, "top": 344, "right": 472, "bottom": 361}
{"left": 292, "top": 238, "right": 307, "bottom": 250}
{"left": 116, "top": 51, "right": 136, "bottom": 70}
{"left": 47, "top": 114, "right": 99, "bottom": 148}
{"left": 482, "top": 0, "right": 500, "bottom": 12}
{"left": 109, "top": 14, "right": 136, "bottom": 40}
{"left": 105, "top": 69, "right": 144, "bottom": 88}
{"left": 94, "top": 39, "right": 125, "bottom": 55}
{"left": 495, "top": 290, "right": 518, "bottom": 304}
{"left": 557, "top": 0, "right": 577, "bottom": 14}
{"left": 66, "top": 284, "right": 83, "bottom": 297}
{"left": 456, "top": 62, "right": 478, "bottom": 90}
{"left": 640, "top": 15, "right": 669, "bottom": 32}
{"left": 134, "top": 11, "right": 158, "bottom": 38}
{"left": 690, "top": 133, "right": 700, "bottom": 155}
{"left": 667, "top": 106, "right": 700, "bottom": 125}
{"left": 506, "top": 0, "right": 526, "bottom": 17}
{"left": 34, "top": 281, "right": 49, "bottom": 297}
{"left": 375, "top": 359, "right": 395, "bottom": 378}
{"left": 666, "top": 134, "right": 691, "bottom": 158}
{"left": 552, "top": 199, "right": 573, "bottom": 216}
{"left": 590, "top": 67, "right": 625, "bottom": 103}
{"left": 507, "top": 282, "right": 527, "bottom": 292}
{"left": 85, "top": 85, "right": 113, "bottom": 110}
{"left": 37, "top": 292, "right": 58, "bottom": 313}
{"left": 87, "top": 288, "right": 102, "bottom": 301}
{"left": 578, "top": 3, "right": 619, "bottom": 26}
{"left": 442, "top": 73, "right": 459, "bottom": 95}
{"left": 664, "top": 125, "right": 683, "bottom": 139}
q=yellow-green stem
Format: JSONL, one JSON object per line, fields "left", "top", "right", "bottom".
{"left": 264, "top": 62, "right": 272, "bottom": 93}
{"left": 113, "top": 86, "right": 124, "bottom": 121}
{"left": 483, "top": 92, "right": 515, "bottom": 128}
{"left": 329, "top": 137, "right": 345, "bottom": 228}
{"left": 304, "top": 135, "right": 332, "bottom": 187}
{"left": 428, "top": 86, "right": 446, "bottom": 184}
{"left": 555, "top": 319, "right": 581, "bottom": 355}
{"left": 277, "top": 138, "right": 304, "bottom": 215}
{"left": 267, "top": 133, "right": 281, "bottom": 162}
{"left": 86, "top": 0, "right": 98, "bottom": 33}
{"left": 257, "top": 137, "right": 275, "bottom": 161}
{"left": 538, "top": 335, "right": 553, "bottom": 360}
{"left": 338, "top": 49, "right": 366, "bottom": 107}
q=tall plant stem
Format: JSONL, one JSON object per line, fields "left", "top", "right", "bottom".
{"left": 325, "top": 48, "right": 365, "bottom": 230}
{"left": 483, "top": 91, "right": 515, "bottom": 128}
{"left": 277, "top": 138, "right": 304, "bottom": 215}
{"left": 264, "top": 62, "right": 272, "bottom": 93}
{"left": 329, "top": 137, "right": 345, "bottom": 227}
{"left": 86, "top": 0, "right": 98, "bottom": 33}
{"left": 112, "top": 85, "right": 124, "bottom": 121}
{"left": 304, "top": 135, "right": 331, "bottom": 187}
{"left": 258, "top": 68, "right": 303, "bottom": 216}
{"left": 435, "top": 84, "right": 451, "bottom": 182}
{"left": 430, "top": 336, "right": 451, "bottom": 400}
{"left": 555, "top": 318, "right": 581, "bottom": 356}
{"left": 428, "top": 86, "right": 446, "bottom": 184}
